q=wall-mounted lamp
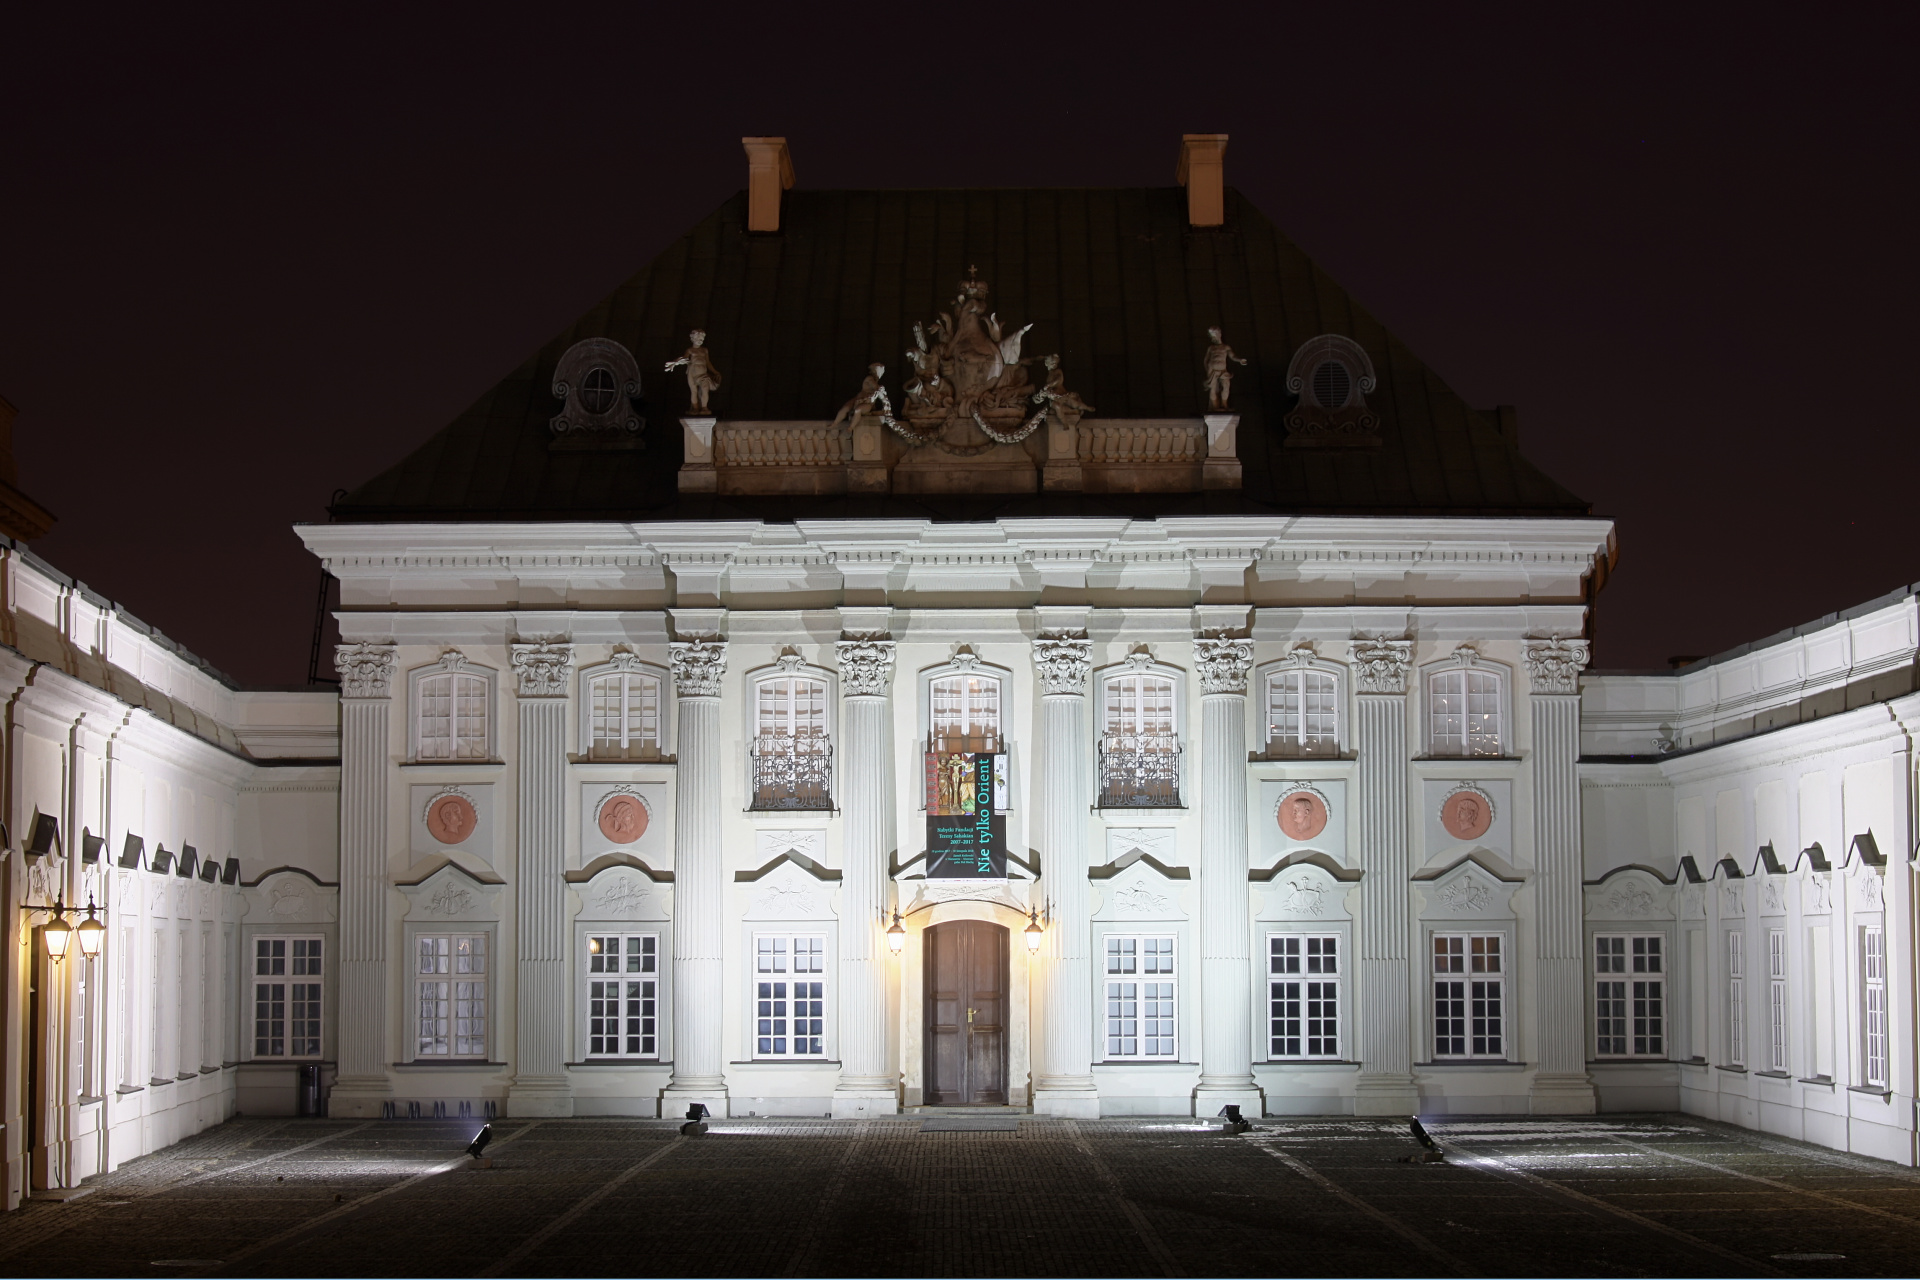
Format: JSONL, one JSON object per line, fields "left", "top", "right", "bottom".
{"left": 42, "top": 904, "right": 73, "bottom": 962}
{"left": 886, "top": 909, "right": 905, "bottom": 955}
{"left": 75, "top": 895, "right": 105, "bottom": 961}
{"left": 1024, "top": 905, "right": 1045, "bottom": 954}
{"left": 19, "top": 894, "right": 106, "bottom": 963}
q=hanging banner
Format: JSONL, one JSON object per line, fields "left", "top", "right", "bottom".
{"left": 924, "top": 751, "right": 1007, "bottom": 879}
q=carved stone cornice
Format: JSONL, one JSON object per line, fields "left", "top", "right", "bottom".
{"left": 1194, "top": 634, "right": 1253, "bottom": 695}
{"left": 1033, "top": 634, "right": 1092, "bottom": 697}
{"left": 668, "top": 639, "right": 728, "bottom": 699}
{"left": 510, "top": 641, "right": 575, "bottom": 699}
{"left": 1524, "top": 637, "right": 1591, "bottom": 696}
{"left": 334, "top": 643, "right": 397, "bottom": 700}
{"left": 1348, "top": 637, "right": 1413, "bottom": 695}
{"left": 836, "top": 638, "right": 896, "bottom": 698}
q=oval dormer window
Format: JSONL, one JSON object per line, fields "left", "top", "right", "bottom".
{"left": 580, "top": 366, "right": 619, "bottom": 414}
{"left": 1310, "top": 359, "right": 1352, "bottom": 410}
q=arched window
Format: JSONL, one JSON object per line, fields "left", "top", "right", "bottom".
{"left": 587, "top": 666, "right": 663, "bottom": 760}
{"left": 1099, "top": 670, "right": 1180, "bottom": 807}
{"left": 929, "top": 672, "right": 1001, "bottom": 755}
{"left": 751, "top": 674, "right": 831, "bottom": 810}
{"left": 413, "top": 658, "right": 491, "bottom": 761}
{"left": 1428, "top": 661, "right": 1503, "bottom": 757}
{"left": 1266, "top": 663, "right": 1340, "bottom": 757}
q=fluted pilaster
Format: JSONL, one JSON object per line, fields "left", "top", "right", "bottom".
{"left": 1527, "top": 638, "right": 1595, "bottom": 1113}
{"left": 833, "top": 638, "right": 897, "bottom": 1115}
{"left": 1032, "top": 635, "right": 1098, "bottom": 1117}
{"left": 1349, "top": 637, "right": 1417, "bottom": 1114}
{"left": 1194, "top": 635, "right": 1261, "bottom": 1114}
{"left": 332, "top": 643, "right": 395, "bottom": 1113}
{"left": 665, "top": 639, "right": 728, "bottom": 1115}
{"left": 509, "top": 641, "right": 574, "bottom": 1115}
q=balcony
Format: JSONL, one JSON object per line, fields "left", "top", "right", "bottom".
{"left": 750, "top": 731, "right": 833, "bottom": 810}
{"left": 1097, "top": 733, "right": 1182, "bottom": 808}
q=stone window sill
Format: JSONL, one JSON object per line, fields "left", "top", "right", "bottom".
{"left": 1095, "top": 1059, "right": 1197, "bottom": 1068}
{"left": 567, "top": 1060, "right": 668, "bottom": 1068}
{"left": 1797, "top": 1076, "right": 1836, "bottom": 1090}
{"left": 399, "top": 761, "right": 505, "bottom": 772}
{"left": 1262, "top": 1059, "right": 1360, "bottom": 1069}
{"left": 1715, "top": 1064, "right": 1748, "bottom": 1074}
{"left": 392, "top": 1060, "right": 506, "bottom": 1070}
{"left": 730, "top": 1059, "right": 840, "bottom": 1067}
{"left": 1754, "top": 1070, "right": 1791, "bottom": 1080}
{"left": 116, "top": 1085, "right": 145, "bottom": 1096}
{"left": 78, "top": 1095, "right": 104, "bottom": 1107}
{"left": 1848, "top": 1084, "right": 1892, "bottom": 1099}
{"left": 1589, "top": 1058, "right": 1675, "bottom": 1066}
{"left": 147, "top": 1077, "right": 173, "bottom": 1088}
{"left": 1417, "top": 1060, "right": 1528, "bottom": 1070}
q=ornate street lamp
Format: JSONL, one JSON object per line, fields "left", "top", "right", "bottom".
{"left": 885, "top": 908, "right": 905, "bottom": 955}
{"left": 40, "top": 901, "right": 73, "bottom": 962}
{"left": 75, "top": 895, "right": 105, "bottom": 961}
{"left": 1024, "top": 905, "right": 1045, "bottom": 954}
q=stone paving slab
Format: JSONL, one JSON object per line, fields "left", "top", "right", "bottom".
{"left": 0, "top": 1113, "right": 1914, "bottom": 1277}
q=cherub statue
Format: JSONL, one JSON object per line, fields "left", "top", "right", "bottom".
{"left": 1033, "top": 354, "right": 1094, "bottom": 416}
{"left": 664, "top": 329, "right": 722, "bottom": 413}
{"left": 1202, "top": 326, "right": 1248, "bottom": 411}
{"left": 831, "top": 363, "right": 887, "bottom": 429}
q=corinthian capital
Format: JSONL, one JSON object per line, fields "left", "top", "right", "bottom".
{"left": 510, "top": 640, "right": 575, "bottom": 698}
{"left": 1348, "top": 636, "right": 1413, "bottom": 694}
{"left": 334, "top": 643, "right": 397, "bottom": 699}
{"left": 1524, "top": 637, "right": 1591, "bottom": 696}
{"left": 836, "top": 637, "right": 896, "bottom": 698}
{"left": 1194, "top": 634, "right": 1253, "bottom": 695}
{"left": 1032, "top": 634, "right": 1092, "bottom": 696}
{"left": 668, "top": 638, "right": 728, "bottom": 698}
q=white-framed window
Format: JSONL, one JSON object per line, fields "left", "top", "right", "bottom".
{"left": 1269, "top": 934, "right": 1341, "bottom": 1059}
{"left": 117, "top": 925, "right": 135, "bottom": 1088}
{"left": 1726, "top": 930, "right": 1746, "bottom": 1068}
{"left": 754, "top": 934, "right": 826, "bottom": 1058}
{"left": 415, "top": 933, "right": 488, "bottom": 1059}
{"left": 412, "top": 659, "right": 492, "bottom": 761}
{"left": 149, "top": 928, "right": 164, "bottom": 1082}
{"left": 585, "top": 933, "right": 658, "bottom": 1058}
{"left": 1425, "top": 656, "right": 1505, "bottom": 757}
{"left": 1103, "top": 935, "right": 1176, "bottom": 1058}
{"left": 1862, "top": 925, "right": 1887, "bottom": 1088}
{"left": 252, "top": 936, "right": 323, "bottom": 1059}
{"left": 929, "top": 671, "right": 1002, "bottom": 755}
{"left": 1265, "top": 663, "right": 1341, "bottom": 757}
{"left": 1594, "top": 933, "right": 1664, "bottom": 1058}
{"left": 1767, "top": 928, "right": 1788, "bottom": 1073}
{"left": 584, "top": 662, "right": 664, "bottom": 760}
{"left": 1099, "top": 671, "right": 1181, "bottom": 808}
{"left": 1432, "top": 933, "right": 1505, "bottom": 1059}
{"left": 751, "top": 673, "right": 832, "bottom": 810}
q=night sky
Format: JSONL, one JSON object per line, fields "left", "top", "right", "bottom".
{"left": 2, "top": 7, "right": 1913, "bottom": 687}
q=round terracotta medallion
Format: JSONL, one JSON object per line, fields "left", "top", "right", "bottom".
{"left": 1440, "top": 791, "right": 1493, "bottom": 840}
{"left": 598, "top": 794, "right": 649, "bottom": 844}
{"left": 425, "top": 794, "right": 478, "bottom": 845}
{"left": 1276, "top": 790, "right": 1328, "bottom": 841}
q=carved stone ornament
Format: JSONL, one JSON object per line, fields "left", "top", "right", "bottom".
{"left": 1202, "top": 327, "right": 1249, "bottom": 412}
{"left": 1277, "top": 786, "right": 1330, "bottom": 842}
{"left": 1121, "top": 648, "right": 1157, "bottom": 672}
{"left": 754, "top": 881, "right": 820, "bottom": 917}
{"left": 511, "top": 641, "right": 574, "bottom": 698}
{"left": 1438, "top": 875, "right": 1493, "bottom": 914}
{"left": 871, "top": 270, "right": 1054, "bottom": 452}
{"left": 424, "top": 882, "right": 477, "bottom": 917}
{"left": 1806, "top": 876, "right": 1832, "bottom": 913}
{"left": 836, "top": 638, "right": 897, "bottom": 698}
{"left": 1440, "top": 786, "right": 1496, "bottom": 841}
{"left": 425, "top": 790, "right": 479, "bottom": 846}
{"left": 1762, "top": 878, "right": 1784, "bottom": 914}
{"left": 1284, "top": 334, "right": 1380, "bottom": 447}
{"left": 1606, "top": 882, "right": 1656, "bottom": 919}
{"left": 1194, "top": 634, "right": 1253, "bottom": 695}
{"left": 335, "top": 643, "right": 397, "bottom": 699}
{"left": 268, "top": 881, "right": 310, "bottom": 917}
{"left": 591, "top": 875, "right": 653, "bottom": 917}
{"left": 1348, "top": 637, "right": 1412, "bottom": 694}
{"left": 550, "top": 337, "right": 644, "bottom": 437}
{"left": 1524, "top": 637, "right": 1591, "bottom": 696}
{"left": 774, "top": 651, "right": 809, "bottom": 674}
{"left": 597, "top": 793, "right": 650, "bottom": 845}
{"left": 1858, "top": 871, "right": 1883, "bottom": 910}
{"left": 1282, "top": 876, "right": 1327, "bottom": 917}
{"left": 433, "top": 650, "right": 472, "bottom": 674}
{"left": 669, "top": 639, "right": 728, "bottom": 698}
{"left": 948, "top": 649, "right": 983, "bottom": 673}
{"left": 1722, "top": 882, "right": 1744, "bottom": 916}
{"left": 1033, "top": 634, "right": 1092, "bottom": 696}
{"left": 1112, "top": 882, "right": 1174, "bottom": 917}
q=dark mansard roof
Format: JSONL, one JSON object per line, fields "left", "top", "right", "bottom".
{"left": 330, "top": 186, "right": 1589, "bottom": 522}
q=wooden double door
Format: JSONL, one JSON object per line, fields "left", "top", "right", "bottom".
{"left": 923, "top": 920, "right": 1009, "bottom": 1105}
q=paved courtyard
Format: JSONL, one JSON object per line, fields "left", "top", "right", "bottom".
{"left": 0, "top": 1113, "right": 1914, "bottom": 1277}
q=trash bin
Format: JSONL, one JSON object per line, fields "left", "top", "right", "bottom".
{"left": 297, "top": 1064, "right": 322, "bottom": 1116}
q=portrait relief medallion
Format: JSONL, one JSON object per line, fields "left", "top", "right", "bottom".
{"left": 1440, "top": 791, "right": 1493, "bottom": 841}
{"left": 598, "top": 794, "right": 649, "bottom": 844}
{"left": 426, "top": 795, "right": 478, "bottom": 846}
{"left": 1277, "top": 790, "right": 1329, "bottom": 842}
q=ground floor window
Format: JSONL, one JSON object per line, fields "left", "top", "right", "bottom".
{"left": 253, "top": 935, "right": 323, "bottom": 1058}
{"left": 1594, "top": 933, "right": 1664, "bottom": 1057}
{"left": 416, "top": 933, "right": 487, "bottom": 1058}
{"left": 1433, "top": 933, "right": 1504, "bottom": 1059}
{"left": 755, "top": 934, "right": 826, "bottom": 1057}
{"left": 586, "top": 933, "right": 658, "bottom": 1058}
{"left": 1767, "top": 929, "right": 1788, "bottom": 1073}
{"left": 1104, "top": 935, "right": 1176, "bottom": 1058}
{"left": 1269, "top": 934, "right": 1340, "bottom": 1059}
{"left": 1727, "top": 931, "right": 1746, "bottom": 1068}
{"left": 1863, "top": 926, "right": 1887, "bottom": 1088}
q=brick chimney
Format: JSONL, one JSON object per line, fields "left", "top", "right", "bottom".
{"left": 742, "top": 137, "right": 795, "bottom": 233}
{"left": 1176, "top": 134, "right": 1228, "bottom": 228}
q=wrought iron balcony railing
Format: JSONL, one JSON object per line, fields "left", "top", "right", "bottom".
{"left": 750, "top": 731, "right": 833, "bottom": 810}
{"left": 1097, "top": 732, "right": 1182, "bottom": 808}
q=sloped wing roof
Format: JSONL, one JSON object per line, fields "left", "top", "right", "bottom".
{"left": 332, "top": 186, "right": 1588, "bottom": 522}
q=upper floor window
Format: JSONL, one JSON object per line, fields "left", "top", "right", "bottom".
{"left": 587, "top": 666, "right": 664, "bottom": 760}
{"left": 413, "top": 656, "right": 491, "bottom": 761}
{"left": 751, "top": 674, "right": 831, "bottom": 810}
{"left": 1099, "top": 671, "right": 1181, "bottom": 808}
{"left": 1426, "top": 652, "right": 1505, "bottom": 757}
{"left": 1266, "top": 662, "right": 1341, "bottom": 757}
{"left": 930, "top": 672, "right": 1001, "bottom": 755}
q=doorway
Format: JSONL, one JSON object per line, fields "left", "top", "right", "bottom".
{"left": 923, "top": 920, "right": 1009, "bottom": 1105}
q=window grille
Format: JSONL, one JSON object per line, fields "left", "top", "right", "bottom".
{"left": 1767, "top": 929, "right": 1788, "bottom": 1073}
{"left": 1863, "top": 926, "right": 1887, "bottom": 1088}
{"left": 1270, "top": 935, "right": 1341, "bottom": 1059}
{"left": 1104, "top": 936, "right": 1176, "bottom": 1058}
{"left": 930, "top": 674, "right": 1001, "bottom": 755}
{"left": 755, "top": 935, "right": 826, "bottom": 1057}
{"left": 417, "top": 672, "right": 489, "bottom": 760}
{"left": 1433, "top": 933, "right": 1504, "bottom": 1058}
{"left": 416, "top": 933, "right": 487, "bottom": 1058}
{"left": 1727, "top": 931, "right": 1746, "bottom": 1068}
{"left": 1594, "top": 934, "right": 1664, "bottom": 1057}
{"left": 1428, "top": 668, "right": 1501, "bottom": 757}
{"left": 1266, "top": 668, "right": 1338, "bottom": 757}
{"left": 586, "top": 934, "right": 658, "bottom": 1058}
{"left": 1099, "top": 674, "right": 1180, "bottom": 807}
{"left": 752, "top": 676, "right": 832, "bottom": 809}
{"left": 253, "top": 936, "right": 323, "bottom": 1058}
{"left": 588, "top": 671, "right": 662, "bottom": 759}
